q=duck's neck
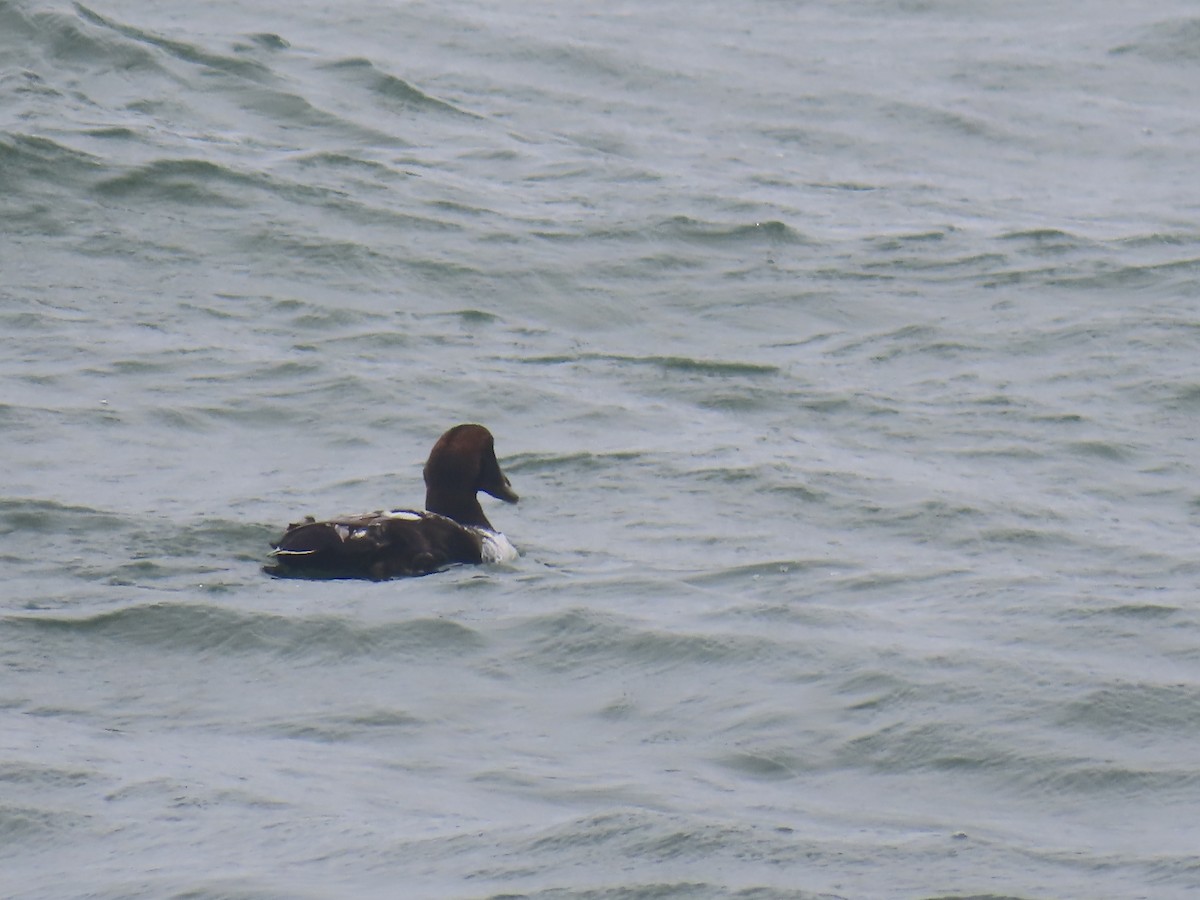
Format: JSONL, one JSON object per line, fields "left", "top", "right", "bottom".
{"left": 426, "top": 488, "right": 493, "bottom": 530}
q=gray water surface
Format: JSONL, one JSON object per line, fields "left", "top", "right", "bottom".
{"left": 2, "top": 1, "right": 1199, "bottom": 897}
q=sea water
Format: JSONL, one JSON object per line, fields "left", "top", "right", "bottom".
{"left": 2, "top": 1, "right": 1199, "bottom": 897}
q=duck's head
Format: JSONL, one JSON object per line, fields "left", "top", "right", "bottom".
{"left": 423, "top": 424, "right": 518, "bottom": 529}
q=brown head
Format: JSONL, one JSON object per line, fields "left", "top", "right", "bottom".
{"left": 423, "top": 424, "right": 518, "bottom": 529}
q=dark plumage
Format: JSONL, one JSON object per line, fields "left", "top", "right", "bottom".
{"left": 265, "top": 424, "right": 518, "bottom": 580}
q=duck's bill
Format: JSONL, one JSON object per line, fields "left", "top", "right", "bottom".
{"left": 487, "top": 479, "right": 519, "bottom": 503}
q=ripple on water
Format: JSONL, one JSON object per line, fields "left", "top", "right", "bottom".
{"left": 4, "top": 603, "right": 485, "bottom": 662}
{"left": 1058, "top": 682, "right": 1200, "bottom": 737}
{"left": 506, "top": 607, "right": 787, "bottom": 675}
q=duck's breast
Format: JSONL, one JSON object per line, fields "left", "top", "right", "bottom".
{"left": 473, "top": 528, "right": 518, "bottom": 564}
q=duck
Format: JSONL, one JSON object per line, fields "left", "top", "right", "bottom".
{"left": 265, "top": 423, "right": 519, "bottom": 580}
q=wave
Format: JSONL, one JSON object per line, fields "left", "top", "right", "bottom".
{"left": 658, "top": 215, "right": 807, "bottom": 245}
{"left": 0, "top": 497, "right": 126, "bottom": 536}
{"left": 321, "top": 57, "right": 480, "bottom": 118}
{"left": 4, "top": 601, "right": 484, "bottom": 660}
{"left": 1110, "top": 17, "right": 1200, "bottom": 64}
{"left": 73, "top": 3, "right": 272, "bottom": 81}
{"left": 502, "top": 607, "right": 786, "bottom": 673}
{"left": 517, "top": 352, "right": 779, "bottom": 377}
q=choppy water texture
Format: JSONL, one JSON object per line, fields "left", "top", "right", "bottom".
{"left": 3, "top": 0, "right": 1200, "bottom": 897}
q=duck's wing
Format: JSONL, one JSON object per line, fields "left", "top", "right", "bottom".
{"left": 266, "top": 510, "right": 481, "bottom": 579}
{"left": 270, "top": 510, "right": 390, "bottom": 556}
{"left": 273, "top": 508, "right": 432, "bottom": 548}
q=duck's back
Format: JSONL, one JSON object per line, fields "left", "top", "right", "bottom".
{"left": 266, "top": 510, "right": 485, "bottom": 580}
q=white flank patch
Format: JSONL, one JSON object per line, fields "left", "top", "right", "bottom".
{"left": 476, "top": 529, "right": 519, "bottom": 564}
{"left": 334, "top": 525, "right": 350, "bottom": 540}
